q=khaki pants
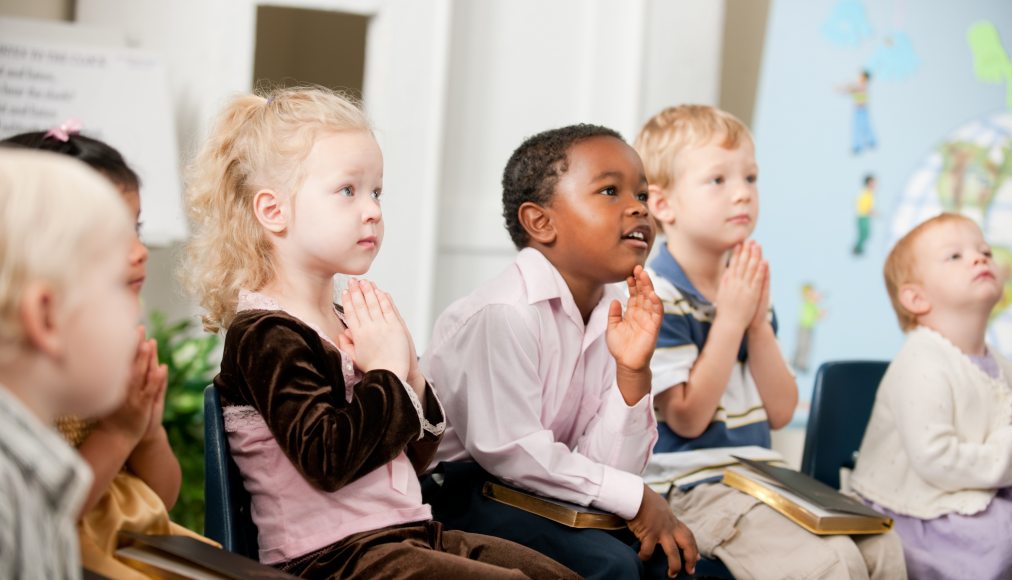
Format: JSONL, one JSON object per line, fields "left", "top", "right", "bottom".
{"left": 669, "top": 482, "right": 906, "bottom": 580}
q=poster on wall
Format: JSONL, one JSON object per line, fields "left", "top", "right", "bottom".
{"left": 0, "top": 17, "right": 185, "bottom": 245}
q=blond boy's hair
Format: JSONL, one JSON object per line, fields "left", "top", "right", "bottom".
{"left": 0, "top": 150, "right": 132, "bottom": 363}
{"left": 884, "top": 212, "right": 979, "bottom": 331}
{"left": 634, "top": 105, "right": 753, "bottom": 192}
{"left": 183, "top": 86, "right": 371, "bottom": 332}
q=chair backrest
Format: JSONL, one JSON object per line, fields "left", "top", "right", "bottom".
{"left": 800, "top": 360, "right": 889, "bottom": 490}
{"left": 203, "top": 385, "right": 259, "bottom": 559}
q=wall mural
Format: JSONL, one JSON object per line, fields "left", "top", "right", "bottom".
{"left": 752, "top": 0, "right": 1012, "bottom": 424}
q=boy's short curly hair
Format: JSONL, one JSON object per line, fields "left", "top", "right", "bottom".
{"left": 502, "top": 124, "right": 622, "bottom": 249}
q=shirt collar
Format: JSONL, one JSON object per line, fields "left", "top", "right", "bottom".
{"left": 649, "top": 243, "right": 709, "bottom": 304}
{"left": 0, "top": 385, "right": 91, "bottom": 517}
{"left": 237, "top": 288, "right": 283, "bottom": 312}
{"left": 515, "top": 247, "right": 623, "bottom": 342}
{"left": 516, "top": 248, "right": 566, "bottom": 305}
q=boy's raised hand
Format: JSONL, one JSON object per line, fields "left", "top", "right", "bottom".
{"left": 340, "top": 279, "right": 411, "bottom": 382}
{"left": 607, "top": 266, "right": 663, "bottom": 372}
{"left": 607, "top": 266, "right": 663, "bottom": 406}
{"left": 715, "top": 241, "right": 767, "bottom": 333}
{"left": 628, "top": 485, "right": 700, "bottom": 577}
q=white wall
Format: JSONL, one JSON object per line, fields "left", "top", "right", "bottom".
{"left": 640, "top": 0, "right": 725, "bottom": 125}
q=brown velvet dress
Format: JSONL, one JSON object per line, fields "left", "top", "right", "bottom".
{"left": 215, "top": 309, "right": 579, "bottom": 579}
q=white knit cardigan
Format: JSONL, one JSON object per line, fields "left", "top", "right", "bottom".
{"left": 851, "top": 326, "right": 1012, "bottom": 519}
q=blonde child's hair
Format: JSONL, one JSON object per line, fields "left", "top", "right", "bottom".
{"left": 634, "top": 104, "right": 753, "bottom": 192}
{"left": 0, "top": 150, "right": 133, "bottom": 363}
{"left": 183, "top": 86, "right": 372, "bottom": 332}
{"left": 884, "top": 212, "right": 979, "bottom": 331}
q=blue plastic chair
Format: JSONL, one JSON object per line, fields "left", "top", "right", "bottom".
{"left": 203, "top": 384, "right": 733, "bottom": 576}
{"left": 203, "top": 385, "right": 260, "bottom": 559}
{"left": 800, "top": 361, "right": 889, "bottom": 490}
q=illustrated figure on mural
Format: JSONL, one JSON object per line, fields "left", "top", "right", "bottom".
{"left": 822, "top": 0, "right": 873, "bottom": 47}
{"left": 792, "top": 283, "right": 826, "bottom": 374}
{"left": 852, "top": 174, "right": 876, "bottom": 256}
{"left": 867, "top": 33, "right": 920, "bottom": 81}
{"left": 968, "top": 20, "right": 1012, "bottom": 109}
{"left": 840, "top": 70, "right": 877, "bottom": 154}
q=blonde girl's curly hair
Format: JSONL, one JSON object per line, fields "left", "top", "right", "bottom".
{"left": 183, "top": 86, "right": 371, "bottom": 332}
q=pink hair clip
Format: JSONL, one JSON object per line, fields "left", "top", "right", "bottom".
{"left": 44, "top": 118, "right": 83, "bottom": 142}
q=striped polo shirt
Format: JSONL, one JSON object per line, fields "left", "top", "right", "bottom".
{"left": 643, "top": 244, "right": 784, "bottom": 490}
{"left": 0, "top": 384, "right": 91, "bottom": 579}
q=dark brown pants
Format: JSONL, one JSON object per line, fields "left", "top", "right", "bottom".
{"left": 276, "top": 520, "right": 580, "bottom": 579}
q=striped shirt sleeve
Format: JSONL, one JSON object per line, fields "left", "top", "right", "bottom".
{"left": 648, "top": 273, "right": 700, "bottom": 396}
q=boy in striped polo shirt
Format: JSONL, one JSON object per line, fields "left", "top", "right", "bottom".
{"left": 0, "top": 151, "right": 139, "bottom": 579}
{"left": 634, "top": 105, "right": 904, "bottom": 579}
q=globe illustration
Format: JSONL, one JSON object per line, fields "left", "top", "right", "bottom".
{"left": 891, "top": 111, "right": 1012, "bottom": 356}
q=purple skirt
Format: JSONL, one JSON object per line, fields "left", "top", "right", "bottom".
{"left": 867, "top": 487, "right": 1012, "bottom": 580}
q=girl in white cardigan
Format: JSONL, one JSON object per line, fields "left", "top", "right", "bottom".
{"left": 852, "top": 213, "right": 1012, "bottom": 580}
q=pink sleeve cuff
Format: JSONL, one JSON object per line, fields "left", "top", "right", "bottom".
{"left": 594, "top": 466, "right": 645, "bottom": 521}
{"left": 598, "top": 386, "right": 656, "bottom": 436}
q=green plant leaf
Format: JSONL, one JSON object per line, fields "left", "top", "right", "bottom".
{"left": 149, "top": 309, "right": 220, "bottom": 534}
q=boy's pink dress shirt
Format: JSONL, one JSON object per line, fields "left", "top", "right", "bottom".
{"left": 423, "top": 248, "right": 657, "bottom": 520}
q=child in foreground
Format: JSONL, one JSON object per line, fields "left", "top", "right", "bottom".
{"left": 635, "top": 104, "right": 904, "bottom": 579}
{"left": 0, "top": 150, "right": 139, "bottom": 578}
{"left": 852, "top": 212, "right": 1012, "bottom": 580}
{"left": 422, "top": 124, "right": 699, "bottom": 579}
{"left": 186, "top": 86, "right": 577, "bottom": 579}
{"left": 3, "top": 125, "right": 208, "bottom": 579}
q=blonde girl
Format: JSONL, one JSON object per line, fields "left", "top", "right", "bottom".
{"left": 185, "top": 86, "right": 577, "bottom": 579}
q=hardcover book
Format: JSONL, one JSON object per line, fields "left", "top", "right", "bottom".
{"left": 482, "top": 481, "right": 627, "bottom": 530}
{"left": 722, "top": 456, "right": 893, "bottom": 535}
